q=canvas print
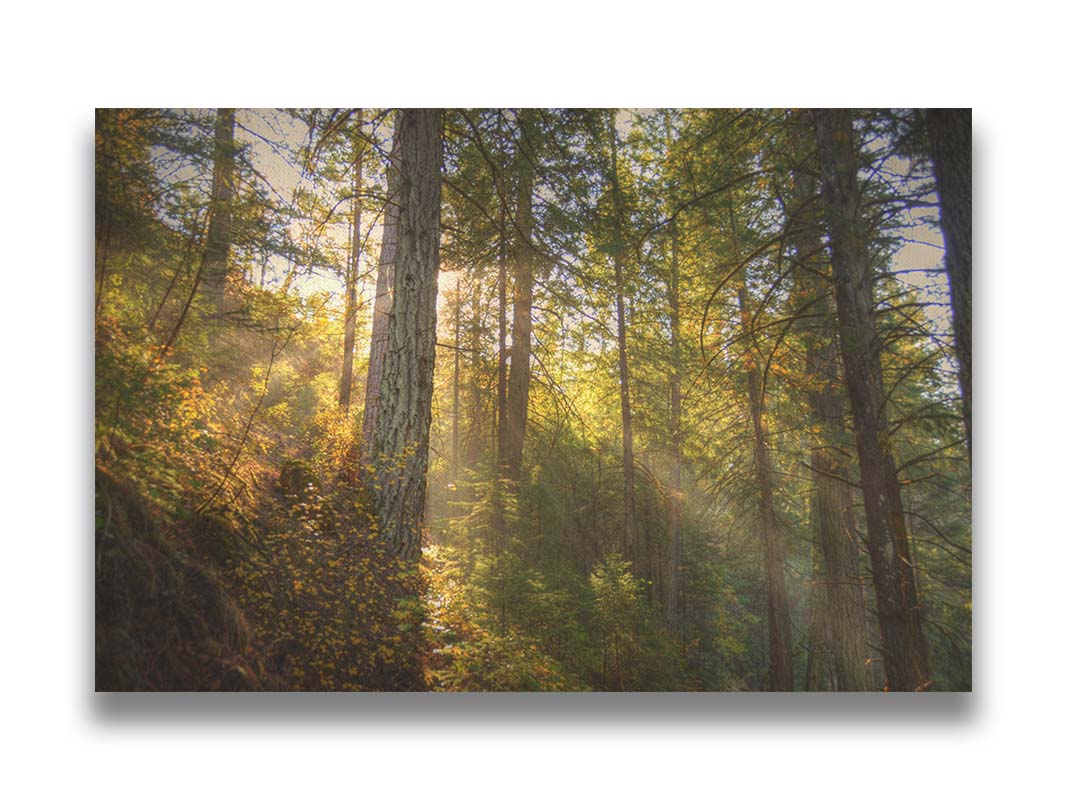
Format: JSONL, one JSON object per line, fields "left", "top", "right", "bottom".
{"left": 95, "top": 109, "right": 971, "bottom": 691}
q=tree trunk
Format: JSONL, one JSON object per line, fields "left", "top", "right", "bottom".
{"left": 812, "top": 109, "right": 932, "bottom": 691}
{"left": 95, "top": 109, "right": 115, "bottom": 315}
{"left": 361, "top": 113, "right": 401, "bottom": 470}
{"left": 370, "top": 109, "right": 443, "bottom": 561}
{"left": 787, "top": 133, "right": 870, "bottom": 691}
{"left": 339, "top": 110, "right": 364, "bottom": 412}
{"left": 491, "top": 147, "right": 510, "bottom": 546}
{"left": 665, "top": 222, "right": 683, "bottom": 632}
{"left": 804, "top": 544, "right": 834, "bottom": 691}
{"left": 465, "top": 274, "right": 486, "bottom": 469}
{"left": 496, "top": 198, "right": 509, "bottom": 471}
{"left": 738, "top": 281, "right": 794, "bottom": 692}
{"left": 806, "top": 333, "right": 870, "bottom": 692}
{"left": 926, "top": 108, "right": 972, "bottom": 456}
{"left": 201, "top": 108, "right": 236, "bottom": 314}
{"left": 502, "top": 118, "right": 535, "bottom": 482}
{"left": 451, "top": 284, "right": 462, "bottom": 488}
{"left": 607, "top": 118, "right": 638, "bottom": 575}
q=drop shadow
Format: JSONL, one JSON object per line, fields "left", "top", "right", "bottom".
{"left": 89, "top": 689, "right": 976, "bottom": 730}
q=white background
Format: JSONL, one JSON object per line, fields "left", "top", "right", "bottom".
{"left": 0, "top": 2, "right": 1060, "bottom": 797}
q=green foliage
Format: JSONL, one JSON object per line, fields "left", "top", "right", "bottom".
{"left": 420, "top": 546, "right": 583, "bottom": 691}
{"left": 95, "top": 314, "right": 220, "bottom": 512}
{"left": 589, "top": 554, "right": 685, "bottom": 690}
{"left": 425, "top": 470, "right": 686, "bottom": 690}
{"left": 225, "top": 471, "right": 423, "bottom": 690}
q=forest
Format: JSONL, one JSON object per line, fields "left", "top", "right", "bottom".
{"left": 94, "top": 107, "right": 971, "bottom": 692}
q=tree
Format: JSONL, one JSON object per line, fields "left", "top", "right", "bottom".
{"left": 812, "top": 109, "right": 932, "bottom": 691}
{"left": 606, "top": 113, "right": 639, "bottom": 578}
{"left": 738, "top": 277, "right": 794, "bottom": 691}
{"left": 371, "top": 109, "right": 444, "bottom": 560}
{"left": 502, "top": 110, "right": 538, "bottom": 482}
{"left": 784, "top": 118, "right": 870, "bottom": 691}
{"left": 926, "top": 108, "right": 972, "bottom": 455}
{"left": 201, "top": 108, "right": 236, "bottom": 313}
{"left": 339, "top": 109, "right": 365, "bottom": 412}
{"left": 362, "top": 113, "right": 401, "bottom": 469}
{"left": 665, "top": 221, "right": 684, "bottom": 632}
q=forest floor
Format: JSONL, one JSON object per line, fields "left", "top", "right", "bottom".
{"left": 95, "top": 453, "right": 579, "bottom": 691}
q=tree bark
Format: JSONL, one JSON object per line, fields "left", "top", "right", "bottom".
{"left": 491, "top": 140, "right": 511, "bottom": 546}
{"left": 665, "top": 222, "right": 683, "bottom": 632}
{"left": 738, "top": 281, "right": 794, "bottom": 692}
{"left": 94, "top": 109, "right": 115, "bottom": 315}
{"left": 503, "top": 115, "right": 536, "bottom": 482}
{"left": 804, "top": 544, "right": 833, "bottom": 691}
{"left": 496, "top": 194, "right": 509, "bottom": 471}
{"left": 926, "top": 108, "right": 972, "bottom": 456}
{"left": 451, "top": 284, "right": 462, "bottom": 488}
{"left": 805, "top": 331, "right": 870, "bottom": 692}
{"left": 361, "top": 113, "right": 401, "bottom": 470}
{"left": 339, "top": 109, "right": 364, "bottom": 412}
{"left": 466, "top": 274, "right": 486, "bottom": 469}
{"left": 201, "top": 108, "right": 236, "bottom": 314}
{"left": 787, "top": 131, "right": 870, "bottom": 691}
{"left": 370, "top": 109, "right": 444, "bottom": 561}
{"left": 812, "top": 109, "right": 932, "bottom": 691}
{"left": 607, "top": 117, "right": 638, "bottom": 575}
